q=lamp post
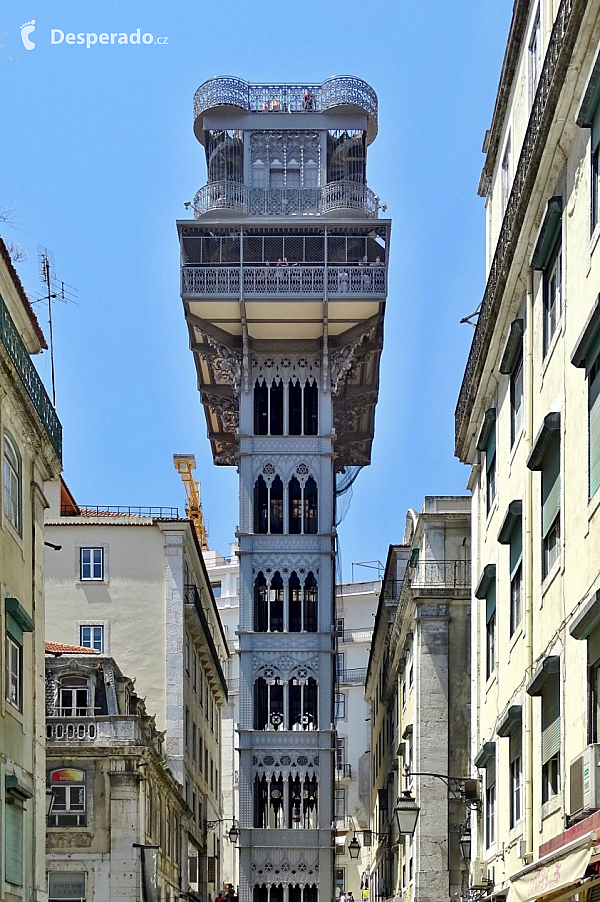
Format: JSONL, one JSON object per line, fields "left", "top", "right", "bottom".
{"left": 205, "top": 817, "right": 240, "bottom": 844}
{"left": 393, "top": 791, "right": 420, "bottom": 837}
{"left": 459, "top": 822, "right": 472, "bottom": 862}
{"left": 348, "top": 833, "right": 361, "bottom": 859}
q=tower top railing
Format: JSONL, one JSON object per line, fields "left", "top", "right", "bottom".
{"left": 192, "top": 180, "right": 380, "bottom": 219}
{"left": 193, "top": 76, "right": 378, "bottom": 142}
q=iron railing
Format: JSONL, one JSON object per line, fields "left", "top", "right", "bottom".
{"left": 181, "top": 265, "right": 386, "bottom": 297}
{"left": 455, "top": 0, "right": 583, "bottom": 455}
{"left": 192, "top": 181, "right": 379, "bottom": 218}
{"left": 193, "top": 76, "right": 378, "bottom": 123}
{"left": 335, "top": 763, "right": 352, "bottom": 779}
{"left": 70, "top": 505, "right": 179, "bottom": 518}
{"left": 227, "top": 678, "right": 239, "bottom": 694}
{"left": 338, "top": 628, "right": 373, "bottom": 644}
{"left": 185, "top": 584, "right": 228, "bottom": 700}
{"left": 412, "top": 559, "right": 471, "bottom": 588}
{"left": 0, "top": 294, "right": 62, "bottom": 462}
{"left": 337, "top": 667, "right": 367, "bottom": 685}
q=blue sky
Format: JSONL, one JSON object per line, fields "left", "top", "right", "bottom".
{"left": 0, "top": 0, "right": 511, "bottom": 578}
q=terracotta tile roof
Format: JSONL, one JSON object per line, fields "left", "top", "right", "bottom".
{"left": 0, "top": 237, "right": 47, "bottom": 349}
{"left": 45, "top": 641, "right": 99, "bottom": 655}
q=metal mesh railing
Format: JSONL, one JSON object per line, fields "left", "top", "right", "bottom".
{"left": 192, "top": 181, "right": 379, "bottom": 219}
{"left": 181, "top": 265, "right": 386, "bottom": 297}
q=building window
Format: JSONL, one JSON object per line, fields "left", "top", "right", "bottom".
{"left": 509, "top": 725, "right": 523, "bottom": 828}
{"left": 334, "top": 692, "right": 346, "bottom": 720}
{"left": 485, "top": 757, "right": 496, "bottom": 848}
{"left": 541, "top": 673, "right": 561, "bottom": 802}
{"left": 543, "top": 240, "right": 562, "bottom": 356}
{"left": 593, "top": 137, "right": 600, "bottom": 234}
{"left": 253, "top": 474, "right": 284, "bottom": 534}
{"left": 501, "top": 135, "right": 511, "bottom": 215}
{"left": 334, "top": 788, "right": 345, "bottom": 821}
{"left": 59, "top": 676, "right": 91, "bottom": 716}
{"left": 485, "top": 582, "right": 496, "bottom": 681}
{"left": 477, "top": 410, "right": 497, "bottom": 516}
{"left": 211, "top": 582, "right": 222, "bottom": 599}
{"left": 48, "top": 872, "right": 86, "bottom": 901}
{"left": 48, "top": 768, "right": 86, "bottom": 826}
{"left": 3, "top": 431, "right": 21, "bottom": 534}
{"left": 288, "top": 475, "right": 318, "bottom": 535}
{"left": 335, "top": 737, "right": 346, "bottom": 774}
{"left": 336, "top": 653, "right": 345, "bottom": 681}
{"left": 510, "top": 349, "right": 524, "bottom": 445}
{"left": 5, "top": 632, "right": 22, "bottom": 711}
{"left": 80, "top": 547, "right": 104, "bottom": 581}
{"left": 335, "top": 869, "right": 345, "bottom": 897}
{"left": 541, "top": 432, "right": 561, "bottom": 578}
{"left": 80, "top": 624, "right": 104, "bottom": 652}
{"left": 528, "top": 6, "right": 541, "bottom": 109}
{"left": 589, "top": 354, "right": 600, "bottom": 498}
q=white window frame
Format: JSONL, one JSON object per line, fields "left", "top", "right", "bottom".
{"left": 79, "top": 624, "right": 104, "bottom": 652}
{"left": 5, "top": 632, "right": 22, "bottom": 711}
{"left": 3, "top": 431, "right": 22, "bottom": 535}
{"left": 79, "top": 546, "right": 104, "bottom": 581}
{"left": 334, "top": 692, "right": 346, "bottom": 720}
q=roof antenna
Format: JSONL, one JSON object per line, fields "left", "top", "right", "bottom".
{"left": 35, "top": 246, "right": 78, "bottom": 406}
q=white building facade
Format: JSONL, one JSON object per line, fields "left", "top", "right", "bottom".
{"left": 178, "top": 75, "right": 390, "bottom": 902}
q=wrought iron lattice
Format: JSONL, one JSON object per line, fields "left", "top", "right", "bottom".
{"left": 192, "top": 180, "right": 379, "bottom": 218}
{"left": 455, "top": 0, "right": 582, "bottom": 456}
{"left": 181, "top": 265, "right": 386, "bottom": 297}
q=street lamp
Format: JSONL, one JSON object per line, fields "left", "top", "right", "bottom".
{"left": 348, "top": 833, "right": 361, "bottom": 859}
{"left": 206, "top": 817, "right": 240, "bottom": 844}
{"left": 228, "top": 818, "right": 240, "bottom": 845}
{"left": 393, "top": 791, "right": 420, "bottom": 837}
{"left": 459, "top": 823, "right": 472, "bottom": 861}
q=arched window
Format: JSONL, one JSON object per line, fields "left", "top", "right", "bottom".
{"left": 270, "top": 381, "right": 284, "bottom": 435}
{"left": 289, "top": 477, "right": 302, "bottom": 534}
{"left": 304, "top": 382, "right": 318, "bottom": 435}
{"left": 253, "top": 676, "right": 284, "bottom": 730}
{"left": 254, "top": 380, "right": 269, "bottom": 435}
{"left": 268, "top": 572, "right": 284, "bottom": 632}
{"left": 270, "top": 476, "right": 283, "bottom": 534}
{"left": 3, "top": 431, "right": 21, "bottom": 534}
{"left": 254, "top": 476, "right": 268, "bottom": 534}
{"left": 253, "top": 573, "right": 268, "bottom": 632}
{"left": 289, "top": 676, "right": 318, "bottom": 730}
{"left": 59, "top": 676, "right": 90, "bottom": 717}
{"left": 289, "top": 380, "right": 302, "bottom": 435}
{"left": 304, "top": 572, "right": 318, "bottom": 632}
{"left": 304, "top": 477, "right": 318, "bottom": 534}
{"left": 289, "top": 572, "right": 302, "bottom": 632}
{"left": 288, "top": 775, "right": 318, "bottom": 828}
{"left": 253, "top": 774, "right": 285, "bottom": 827}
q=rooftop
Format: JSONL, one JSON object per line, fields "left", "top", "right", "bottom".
{"left": 45, "top": 641, "right": 99, "bottom": 655}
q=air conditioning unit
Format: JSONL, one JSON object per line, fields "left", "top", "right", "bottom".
{"left": 471, "top": 860, "right": 490, "bottom": 889}
{"left": 569, "top": 744, "right": 600, "bottom": 819}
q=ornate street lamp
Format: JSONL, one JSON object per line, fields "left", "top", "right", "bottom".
{"left": 459, "top": 822, "right": 472, "bottom": 861}
{"left": 228, "top": 818, "right": 240, "bottom": 844}
{"left": 348, "top": 833, "right": 361, "bottom": 859}
{"left": 393, "top": 791, "right": 420, "bottom": 837}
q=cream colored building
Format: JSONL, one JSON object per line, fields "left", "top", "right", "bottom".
{"left": 45, "top": 642, "right": 188, "bottom": 902}
{"left": 43, "top": 483, "right": 229, "bottom": 901}
{"left": 456, "top": 2, "right": 600, "bottom": 899}
{"left": 0, "top": 237, "right": 62, "bottom": 902}
{"left": 365, "top": 498, "right": 471, "bottom": 902}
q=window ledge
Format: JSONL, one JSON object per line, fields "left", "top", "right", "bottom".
{"left": 4, "top": 702, "right": 24, "bottom": 729}
{"left": 508, "top": 625, "right": 524, "bottom": 657}
{"left": 590, "top": 222, "right": 600, "bottom": 260}
{"left": 588, "top": 489, "right": 600, "bottom": 524}
{"left": 2, "top": 514, "right": 24, "bottom": 553}
{"left": 485, "top": 672, "right": 498, "bottom": 696}
{"left": 509, "top": 429, "right": 524, "bottom": 470}
{"left": 541, "top": 557, "right": 562, "bottom": 600}
{"left": 485, "top": 498, "right": 499, "bottom": 534}
{"left": 541, "top": 794, "right": 563, "bottom": 821}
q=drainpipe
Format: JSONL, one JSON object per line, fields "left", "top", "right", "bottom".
{"left": 524, "top": 270, "right": 534, "bottom": 860}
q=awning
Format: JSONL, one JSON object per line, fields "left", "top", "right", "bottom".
{"left": 506, "top": 834, "right": 596, "bottom": 902}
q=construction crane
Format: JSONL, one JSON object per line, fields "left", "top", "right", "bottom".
{"left": 173, "top": 454, "right": 209, "bottom": 551}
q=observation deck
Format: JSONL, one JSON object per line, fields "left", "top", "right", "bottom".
{"left": 193, "top": 180, "right": 381, "bottom": 219}
{"left": 193, "top": 76, "right": 378, "bottom": 144}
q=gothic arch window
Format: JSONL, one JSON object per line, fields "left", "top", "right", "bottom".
{"left": 289, "top": 775, "right": 318, "bottom": 828}
{"left": 270, "top": 476, "right": 284, "bottom": 534}
{"left": 288, "top": 380, "right": 318, "bottom": 436}
{"left": 289, "top": 380, "right": 302, "bottom": 436}
{"left": 254, "top": 572, "right": 268, "bottom": 632}
{"left": 289, "top": 477, "right": 302, "bottom": 534}
{"left": 304, "top": 382, "right": 318, "bottom": 435}
{"left": 270, "top": 381, "right": 284, "bottom": 435}
{"left": 289, "top": 676, "right": 318, "bottom": 730}
{"left": 268, "top": 572, "right": 284, "bottom": 632}
{"left": 304, "top": 477, "right": 318, "bottom": 534}
{"left": 254, "top": 381, "right": 269, "bottom": 435}
{"left": 253, "top": 472, "right": 284, "bottom": 534}
{"left": 289, "top": 571, "right": 318, "bottom": 633}
{"left": 254, "top": 477, "right": 268, "bottom": 534}
{"left": 254, "top": 675, "right": 284, "bottom": 730}
{"left": 253, "top": 774, "right": 285, "bottom": 828}
{"left": 254, "top": 775, "right": 318, "bottom": 829}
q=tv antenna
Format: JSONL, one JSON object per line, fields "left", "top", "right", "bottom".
{"left": 34, "top": 246, "right": 78, "bottom": 406}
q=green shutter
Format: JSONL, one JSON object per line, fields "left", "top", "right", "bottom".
{"left": 6, "top": 613, "right": 23, "bottom": 645}
{"left": 542, "top": 436, "right": 561, "bottom": 537}
{"left": 509, "top": 722, "right": 522, "bottom": 763}
{"left": 486, "top": 753, "right": 496, "bottom": 786}
{"left": 510, "top": 517, "right": 523, "bottom": 578}
{"left": 5, "top": 802, "right": 24, "bottom": 886}
{"left": 589, "top": 623, "right": 600, "bottom": 666}
{"left": 593, "top": 102, "right": 600, "bottom": 152}
{"left": 486, "top": 583, "right": 496, "bottom": 624}
{"left": 487, "top": 426, "right": 496, "bottom": 473}
{"left": 541, "top": 675, "right": 561, "bottom": 763}
{"left": 590, "top": 367, "right": 600, "bottom": 498}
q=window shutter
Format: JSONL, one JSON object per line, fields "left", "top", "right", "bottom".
{"left": 541, "top": 674, "right": 561, "bottom": 763}
{"left": 486, "top": 753, "right": 496, "bottom": 786}
{"left": 541, "top": 436, "right": 561, "bottom": 537}
{"left": 588, "top": 622, "right": 600, "bottom": 667}
{"left": 510, "top": 517, "right": 523, "bottom": 578}
{"left": 590, "top": 367, "right": 600, "bottom": 498}
{"left": 509, "top": 722, "right": 522, "bottom": 763}
{"left": 486, "top": 583, "right": 496, "bottom": 624}
{"left": 593, "top": 102, "right": 600, "bottom": 153}
{"left": 5, "top": 802, "right": 24, "bottom": 885}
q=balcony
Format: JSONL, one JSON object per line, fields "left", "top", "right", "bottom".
{"left": 185, "top": 584, "right": 228, "bottom": 701}
{"left": 181, "top": 265, "right": 386, "bottom": 298}
{"left": 0, "top": 295, "right": 62, "bottom": 462}
{"left": 412, "top": 559, "right": 471, "bottom": 589}
{"left": 193, "top": 76, "right": 378, "bottom": 142}
{"left": 335, "top": 763, "right": 352, "bottom": 780}
{"left": 337, "top": 627, "right": 373, "bottom": 644}
{"left": 192, "top": 181, "right": 380, "bottom": 219}
{"left": 64, "top": 504, "right": 179, "bottom": 518}
{"left": 337, "top": 667, "right": 367, "bottom": 686}
{"left": 46, "top": 716, "right": 142, "bottom": 743}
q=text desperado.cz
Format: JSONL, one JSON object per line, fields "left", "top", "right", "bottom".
{"left": 51, "top": 30, "right": 167, "bottom": 48}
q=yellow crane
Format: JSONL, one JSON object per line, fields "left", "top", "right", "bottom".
{"left": 173, "top": 454, "right": 209, "bottom": 551}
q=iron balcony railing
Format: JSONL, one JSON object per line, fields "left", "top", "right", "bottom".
{"left": 193, "top": 76, "right": 378, "bottom": 123}
{"left": 181, "top": 265, "right": 386, "bottom": 297}
{"left": 67, "top": 505, "right": 180, "bottom": 518}
{"left": 337, "top": 667, "right": 367, "bottom": 685}
{"left": 335, "top": 763, "right": 352, "bottom": 779}
{"left": 337, "top": 628, "right": 373, "bottom": 644}
{"left": 185, "top": 584, "right": 228, "bottom": 701}
{"left": 193, "top": 181, "right": 380, "bottom": 218}
{"left": 0, "top": 294, "right": 62, "bottom": 462}
{"left": 412, "top": 559, "right": 471, "bottom": 588}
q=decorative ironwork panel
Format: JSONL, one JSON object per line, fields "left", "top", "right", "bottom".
{"left": 182, "top": 267, "right": 240, "bottom": 295}
{"left": 0, "top": 294, "right": 62, "bottom": 461}
{"left": 192, "top": 181, "right": 379, "bottom": 218}
{"left": 321, "top": 76, "right": 378, "bottom": 120}
{"left": 182, "top": 265, "right": 385, "bottom": 297}
{"left": 321, "top": 181, "right": 378, "bottom": 216}
{"left": 327, "top": 266, "right": 385, "bottom": 294}
{"left": 194, "top": 77, "right": 250, "bottom": 119}
{"left": 243, "top": 266, "right": 324, "bottom": 295}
